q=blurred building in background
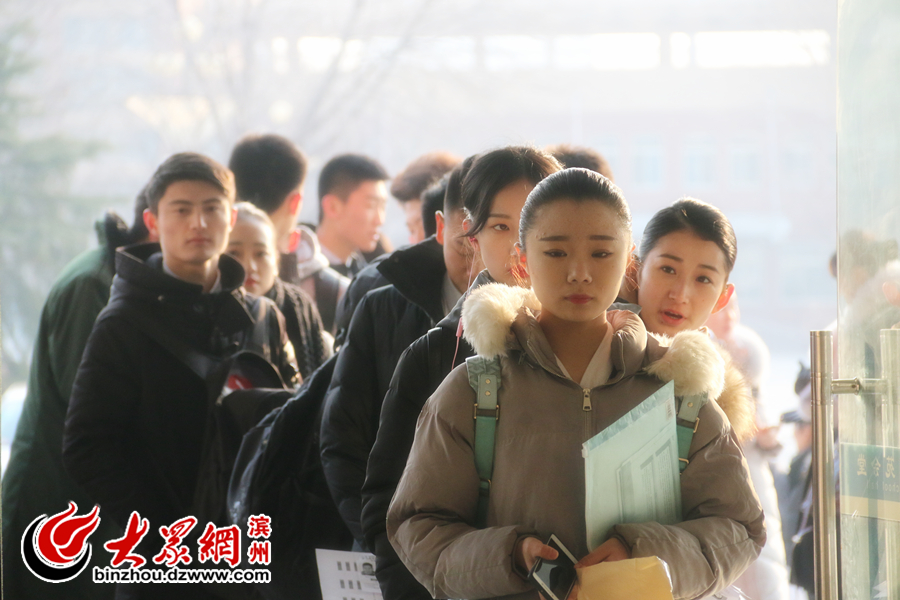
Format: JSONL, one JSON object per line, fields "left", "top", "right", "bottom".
{"left": 2, "top": 0, "right": 836, "bottom": 389}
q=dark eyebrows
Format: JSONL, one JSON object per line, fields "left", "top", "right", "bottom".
{"left": 659, "top": 252, "right": 720, "bottom": 273}
{"left": 538, "top": 234, "right": 618, "bottom": 242}
{"left": 488, "top": 213, "right": 512, "bottom": 219}
{"left": 168, "top": 198, "right": 224, "bottom": 206}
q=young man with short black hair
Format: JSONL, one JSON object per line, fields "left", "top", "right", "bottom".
{"left": 229, "top": 134, "right": 350, "bottom": 334}
{"left": 316, "top": 153, "right": 389, "bottom": 278}
{"left": 390, "top": 151, "right": 459, "bottom": 244}
{"left": 546, "top": 143, "right": 615, "bottom": 180}
{"left": 320, "top": 158, "right": 483, "bottom": 550}
{"left": 64, "top": 153, "right": 296, "bottom": 600}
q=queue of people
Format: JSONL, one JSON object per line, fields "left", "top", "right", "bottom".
{"left": 2, "top": 134, "right": 816, "bottom": 600}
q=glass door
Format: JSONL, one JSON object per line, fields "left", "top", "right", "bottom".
{"left": 814, "top": 0, "right": 900, "bottom": 598}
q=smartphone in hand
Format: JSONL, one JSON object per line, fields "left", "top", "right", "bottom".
{"left": 527, "top": 534, "right": 578, "bottom": 600}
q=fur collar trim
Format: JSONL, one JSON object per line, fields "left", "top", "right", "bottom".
{"left": 462, "top": 283, "right": 541, "bottom": 358}
{"left": 461, "top": 282, "right": 730, "bottom": 410}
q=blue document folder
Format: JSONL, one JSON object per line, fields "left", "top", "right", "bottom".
{"left": 582, "top": 381, "right": 681, "bottom": 549}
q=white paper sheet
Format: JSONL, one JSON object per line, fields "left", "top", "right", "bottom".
{"left": 583, "top": 381, "right": 681, "bottom": 549}
{"left": 315, "top": 549, "right": 383, "bottom": 600}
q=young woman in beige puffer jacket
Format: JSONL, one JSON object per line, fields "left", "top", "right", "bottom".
{"left": 387, "top": 169, "right": 765, "bottom": 600}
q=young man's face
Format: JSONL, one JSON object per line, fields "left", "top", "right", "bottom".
{"left": 145, "top": 180, "right": 235, "bottom": 271}
{"left": 438, "top": 208, "right": 483, "bottom": 294}
{"left": 402, "top": 198, "right": 425, "bottom": 244}
{"left": 332, "top": 180, "right": 387, "bottom": 253}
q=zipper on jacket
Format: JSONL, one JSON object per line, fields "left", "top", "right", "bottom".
{"left": 582, "top": 388, "right": 592, "bottom": 442}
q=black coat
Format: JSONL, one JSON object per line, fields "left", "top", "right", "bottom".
{"left": 332, "top": 254, "right": 389, "bottom": 346}
{"left": 319, "top": 237, "right": 447, "bottom": 547}
{"left": 359, "top": 271, "right": 493, "bottom": 600}
{"left": 266, "top": 277, "right": 329, "bottom": 379}
{"left": 63, "top": 244, "right": 295, "bottom": 600}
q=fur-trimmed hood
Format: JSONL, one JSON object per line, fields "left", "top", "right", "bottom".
{"left": 461, "top": 282, "right": 755, "bottom": 441}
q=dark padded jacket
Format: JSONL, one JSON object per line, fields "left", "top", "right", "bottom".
{"left": 359, "top": 271, "right": 493, "bottom": 599}
{"left": 319, "top": 237, "right": 447, "bottom": 547}
{"left": 1, "top": 216, "right": 125, "bottom": 600}
{"left": 266, "top": 277, "right": 330, "bottom": 379}
{"left": 63, "top": 244, "right": 296, "bottom": 600}
{"left": 332, "top": 253, "right": 389, "bottom": 346}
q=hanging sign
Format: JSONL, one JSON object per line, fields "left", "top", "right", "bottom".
{"left": 840, "top": 443, "right": 900, "bottom": 522}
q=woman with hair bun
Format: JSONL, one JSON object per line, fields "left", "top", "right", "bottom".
{"left": 388, "top": 171, "right": 764, "bottom": 600}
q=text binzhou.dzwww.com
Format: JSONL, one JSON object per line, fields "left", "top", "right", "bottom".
{"left": 92, "top": 566, "right": 271, "bottom": 584}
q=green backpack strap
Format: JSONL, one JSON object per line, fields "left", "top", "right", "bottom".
{"left": 675, "top": 392, "right": 708, "bottom": 472}
{"left": 466, "top": 355, "right": 502, "bottom": 528}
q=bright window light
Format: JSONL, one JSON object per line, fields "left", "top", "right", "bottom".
{"left": 694, "top": 30, "right": 830, "bottom": 68}
{"left": 298, "top": 37, "right": 340, "bottom": 71}
{"left": 484, "top": 35, "right": 550, "bottom": 71}
{"left": 404, "top": 36, "right": 477, "bottom": 71}
{"left": 297, "top": 37, "right": 362, "bottom": 72}
{"left": 670, "top": 32, "right": 691, "bottom": 69}
{"left": 555, "top": 34, "right": 660, "bottom": 70}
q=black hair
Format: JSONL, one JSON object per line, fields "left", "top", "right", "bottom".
{"left": 146, "top": 152, "right": 235, "bottom": 213}
{"left": 518, "top": 168, "right": 631, "bottom": 250}
{"left": 462, "top": 146, "right": 561, "bottom": 238}
{"left": 391, "top": 151, "right": 459, "bottom": 203}
{"left": 639, "top": 197, "right": 738, "bottom": 276}
{"left": 444, "top": 154, "right": 476, "bottom": 215}
{"left": 546, "top": 143, "right": 614, "bottom": 181}
{"left": 228, "top": 134, "right": 308, "bottom": 214}
{"left": 127, "top": 183, "right": 151, "bottom": 243}
{"left": 795, "top": 362, "right": 811, "bottom": 396}
{"left": 317, "top": 153, "right": 389, "bottom": 223}
{"left": 420, "top": 175, "right": 449, "bottom": 238}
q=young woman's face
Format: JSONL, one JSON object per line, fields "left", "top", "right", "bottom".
{"left": 469, "top": 178, "right": 533, "bottom": 286}
{"left": 522, "top": 200, "right": 630, "bottom": 324}
{"left": 227, "top": 218, "right": 278, "bottom": 295}
{"left": 637, "top": 229, "right": 734, "bottom": 337}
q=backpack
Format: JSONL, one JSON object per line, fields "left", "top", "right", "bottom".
{"left": 466, "top": 356, "right": 708, "bottom": 528}
{"left": 115, "top": 298, "right": 293, "bottom": 527}
{"left": 227, "top": 353, "right": 353, "bottom": 600}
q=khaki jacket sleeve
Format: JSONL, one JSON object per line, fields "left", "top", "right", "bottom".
{"left": 612, "top": 399, "right": 766, "bottom": 600}
{"left": 387, "top": 365, "right": 533, "bottom": 599}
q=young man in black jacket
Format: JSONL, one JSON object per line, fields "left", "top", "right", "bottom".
{"left": 319, "top": 160, "right": 481, "bottom": 549}
{"left": 228, "top": 133, "right": 349, "bottom": 336}
{"left": 63, "top": 153, "right": 296, "bottom": 600}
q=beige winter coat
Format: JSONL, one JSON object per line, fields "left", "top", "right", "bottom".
{"left": 387, "top": 284, "right": 765, "bottom": 600}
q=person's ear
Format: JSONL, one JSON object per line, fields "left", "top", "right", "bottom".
{"left": 435, "top": 211, "right": 446, "bottom": 246}
{"left": 515, "top": 242, "right": 528, "bottom": 271}
{"left": 288, "top": 191, "right": 303, "bottom": 218}
{"left": 143, "top": 209, "right": 159, "bottom": 241}
{"left": 229, "top": 206, "right": 238, "bottom": 228}
{"left": 321, "top": 194, "right": 343, "bottom": 220}
{"left": 712, "top": 283, "right": 735, "bottom": 314}
{"left": 462, "top": 218, "right": 481, "bottom": 250}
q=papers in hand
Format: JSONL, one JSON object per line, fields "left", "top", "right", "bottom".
{"left": 582, "top": 381, "right": 681, "bottom": 550}
{"left": 315, "top": 549, "right": 383, "bottom": 600}
{"left": 576, "top": 556, "right": 674, "bottom": 600}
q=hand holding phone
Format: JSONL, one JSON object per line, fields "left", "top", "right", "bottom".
{"left": 526, "top": 534, "right": 578, "bottom": 600}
